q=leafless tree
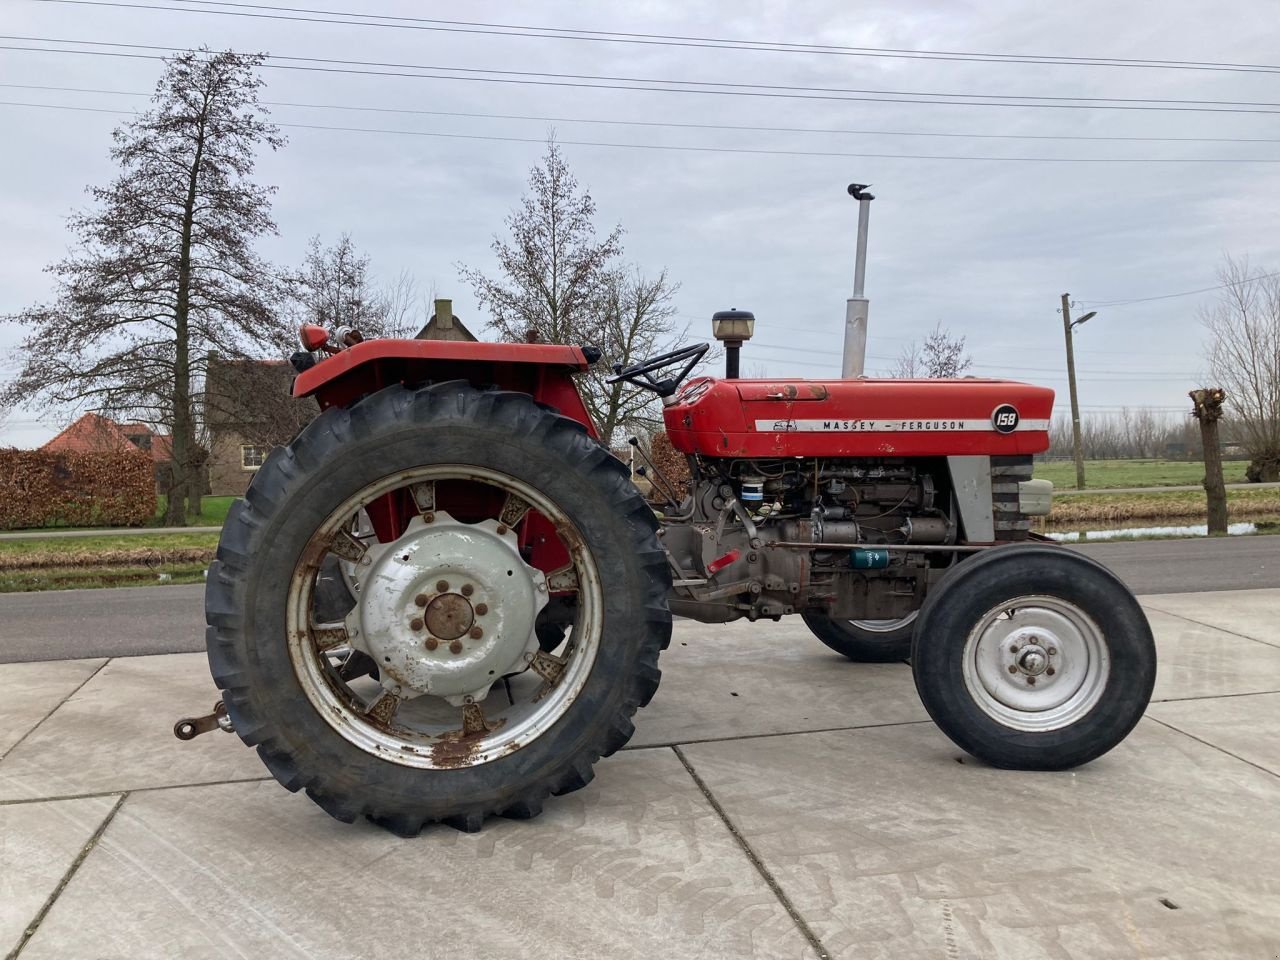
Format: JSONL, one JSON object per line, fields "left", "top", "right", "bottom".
{"left": 286, "top": 235, "right": 432, "bottom": 340}
{"left": 1201, "top": 256, "right": 1280, "bottom": 481}
{"left": 892, "top": 322, "right": 973, "bottom": 378}
{"left": 583, "top": 267, "right": 687, "bottom": 444}
{"left": 1, "top": 48, "right": 285, "bottom": 524}
{"left": 459, "top": 139, "right": 685, "bottom": 444}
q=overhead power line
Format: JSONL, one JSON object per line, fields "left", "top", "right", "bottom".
{"left": 7, "top": 99, "right": 1279, "bottom": 164}
{"left": 6, "top": 38, "right": 1280, "bottom": 114}
{"left": 6, "top": 81, "right": 1280, "bottom": 145}
{"left": 1079, "top": 269, "right": 1280, "bottom": 307}
{"left": 24, "top": 0, "right": 1280, "bottom": 76}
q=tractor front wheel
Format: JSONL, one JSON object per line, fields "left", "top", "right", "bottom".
{"left": 911, "top": 545, "right": 1155, "bottom": 770}
{"left": 204, "top": 382, "right": 671, "bottom": 834}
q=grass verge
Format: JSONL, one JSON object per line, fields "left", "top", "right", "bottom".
{"left": 1047, "top": 487, "right": 1280, "bottom": 525}
{"left": 1035, "top": 458, "right": 1249, "bottom": 490}
{"left": 0, "top": 532, "right": 218, "bottom": 592}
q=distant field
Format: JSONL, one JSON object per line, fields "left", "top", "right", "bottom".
{"left": 1034, "top": 459, "right": 1249, "bottom": 491}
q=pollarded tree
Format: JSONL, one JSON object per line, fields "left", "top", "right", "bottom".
{"left": 1, "top": 48, "right": 285, "bottom": 524}
{"left": 1201, "top": 256, "right": 1280, "bottom": 481}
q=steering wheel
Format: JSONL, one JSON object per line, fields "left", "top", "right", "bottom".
{"left": 605, "top": 343, "right": 710, "bottom": 398}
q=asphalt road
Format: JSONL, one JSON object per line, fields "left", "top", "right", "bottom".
{"left": 1, "top": 536, "right": 1276, "bottom": 663}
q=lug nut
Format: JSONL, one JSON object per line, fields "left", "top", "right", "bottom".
{"left": 1027, "top": 676, "right": 1037, "bottom": 685}
{"left": 415, "top": 593, "right": 428, "bottom": 607}
{"left": 436, "top": 580, "right": 449, "bottom": 592}
{"left": 461, "top": 584, "right": 474, "bottom": 597}
{"left": 410, "top": 618, "right": 424, "bottom": 631}
{"left": 497, "top": 524, "right": 508, "bottom": 535}
{"left": 1046, "top": 666, "right": 1056, "bottom": 676}
{"left": 424, "top": 637, "right": 439, "bottom": 651}
{"left": 1007, "top": 665, "right": 1018, "bottom": 674}
{"left": 449, "top": 640, "right": 463, "bottom": 655}
{"left": 475, "top": 603, "right": 488, "bottom": 616}
{"left": 469, "top": 626, "right": 483, "bottom": 640}
{"left": 1048, "top": 647, "right": 1058, "bottom": 656}
{"left": 423, "top": 512, "right": 435, "bottom": 523}
{"left": 1009, "top": 644, "right": 1019, "bottom": 654}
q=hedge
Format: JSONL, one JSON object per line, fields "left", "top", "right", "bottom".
{"left": 0, "top": 449, "right": 157, "bottom": 529}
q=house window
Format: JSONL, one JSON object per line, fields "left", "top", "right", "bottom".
{"left": 241, "top": 445, "right": 269, "bottom": 470}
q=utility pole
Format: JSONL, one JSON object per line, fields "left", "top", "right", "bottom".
{"left": 1060, "top": 293, "right": 1094, "bottom": 491}
{"left": 841, "top": 184, "right": 874, "bottom": 378}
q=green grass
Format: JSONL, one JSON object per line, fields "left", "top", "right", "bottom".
{"left": 0, "top": 563, "right": 208, "bottom": 592}
{"left": 0, "top": 532, "right": 220, "bottom": 557}
{"left": 1034, "top": 458, "right": 1250, "bottom": 490}
{"left": 153, "top": 495, "right": 236, "bottom": 527}
{"left": 0, "top": 531, "right": 219, "bottom": 592}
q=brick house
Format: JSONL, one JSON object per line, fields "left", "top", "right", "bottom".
{"left": 42, "top": 413, "right": 173, "bottom": 493}
{"left": 204, "top": 357, "right": 316, "bottom": 497}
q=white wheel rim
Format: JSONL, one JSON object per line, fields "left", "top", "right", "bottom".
{"left": 850, "top": 610, "right": 919, "bottom": 633}
{"left": 961, "top": 596, "right": 1110, "bottom": 732}
{"left": 286, "top": 465, "right": 602, "bottom": 770}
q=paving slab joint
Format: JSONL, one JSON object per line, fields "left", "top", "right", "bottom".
{"left": 4, "top": 792, "right": 128, "bottom": 960}
{"left": 0, "top": 659, "right": 112, "bottom": 763}
{"left": 1147, "top": 716, "right": 1280, "bottom": 780}
{"left": 672, "top": 745, "right": 832, "bottom": 960}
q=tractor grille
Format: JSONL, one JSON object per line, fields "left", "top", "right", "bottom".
{"left": 991, "top": 455, "right": 1034, "bottom": 541}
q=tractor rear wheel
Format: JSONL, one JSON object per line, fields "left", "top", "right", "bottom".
{"left": 911, "top": 545, "right": 1155, "bottom": 770}
{"left": 801, "top": 611, "right": 916, "bottom": 662}
{"left": 205, "top": 381, "right": 671, "bottom": 834}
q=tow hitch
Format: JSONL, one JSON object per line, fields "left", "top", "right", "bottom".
{"left": 174, "top": 700, "right": 235, "bottom": 741}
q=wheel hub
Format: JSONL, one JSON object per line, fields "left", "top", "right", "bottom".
{"left": 351, "top": 512, "right": 547, "bottom": 704}
{"left": 964, "top": 598, "right": 1110, "bottom": 732}
{"left": 425, "top": 593, "right": 474, "bottom": 640}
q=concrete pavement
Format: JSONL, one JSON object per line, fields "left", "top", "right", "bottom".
{"left": 2, "top": 588, "right": 1278, "bottom": 959}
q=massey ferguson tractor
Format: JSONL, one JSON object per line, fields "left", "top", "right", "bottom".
{"left": 185, "top": 310, "right": 1157, "bottom": 836}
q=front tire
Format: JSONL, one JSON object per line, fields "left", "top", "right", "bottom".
{"left": 911, "top": 545, "right": 1155, "bottom": 770}
{"left": 205, "top": 382, "right": 671, "bottom": 833}
{"left": 801, "top": 611, "right": 916, "bottom": 662}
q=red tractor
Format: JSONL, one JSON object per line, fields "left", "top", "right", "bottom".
{"left": 191, "top": 317, "right": 1156, "bottom": 835}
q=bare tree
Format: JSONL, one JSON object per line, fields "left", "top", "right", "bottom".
{"left": 378, "top": 269, "right": 435, "bottom": 339}
{"left": 1, "top": 49, "right": 284, "bottom": 524}
{"left": 459, "top": 140, "right": 685, "bottom": 444}
{"left": 287, "top": 235, "right": 433, "bottom": 340}
{"left": 892, "top": 322, "right": 973, "bottom": 378}
{"left": 1201, "top": 256, "right": 1280, "bottom": 481}
{"left": 584, "top": 268, "right": 685, "bottom": 444}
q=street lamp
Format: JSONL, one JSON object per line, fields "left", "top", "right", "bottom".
{"left": 1060, "top": 295, "right": 1098, "bottom": 490}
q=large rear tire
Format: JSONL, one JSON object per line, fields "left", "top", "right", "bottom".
{"left": 801, "top": 611, "right": 916, "bottom": 662}
{"left": 911, "top": 545, "right": 1155, "bottom": 770}
{"left": 205, "top": 382, "right": 671, "bottom": 834}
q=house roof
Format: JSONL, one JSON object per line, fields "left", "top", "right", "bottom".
{"left": 42, "top": 413, "right": 171, "bottom": 462}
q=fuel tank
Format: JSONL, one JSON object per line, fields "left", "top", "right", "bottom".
{"left": 662, "top": 376, "right": 1054, "bottom": 458}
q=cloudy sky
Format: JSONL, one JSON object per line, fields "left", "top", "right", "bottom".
{"left": 3, "top": 0, "right": 1279, "bottom": 447}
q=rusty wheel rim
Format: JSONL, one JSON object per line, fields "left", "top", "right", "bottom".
{"left": 285, "top": 465, "right": 603, "bottom": 770}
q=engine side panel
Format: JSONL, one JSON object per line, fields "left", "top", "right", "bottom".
{"left": 663, "top": 376, "right": 1054, "bottom": 457}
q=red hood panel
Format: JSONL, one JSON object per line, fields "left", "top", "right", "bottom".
{"left": 663, "top": 377, "right": 1054, "bottom": 457}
